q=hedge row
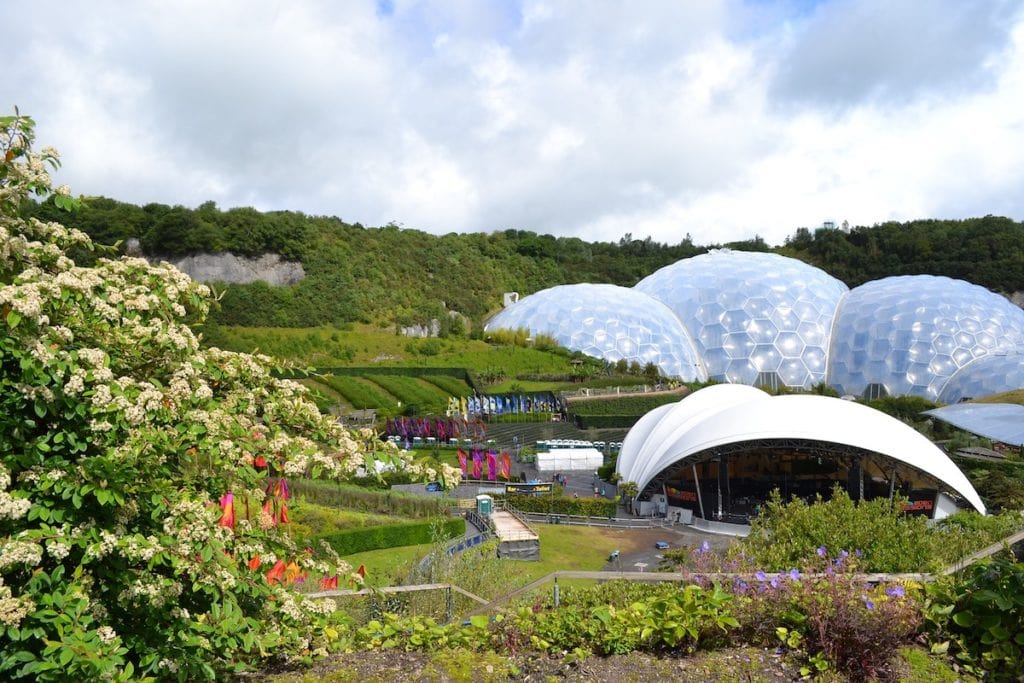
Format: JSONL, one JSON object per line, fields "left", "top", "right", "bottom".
{"left": 573, "top": 414, "right": 641, "bottom": 429}
{"left": 313, "top": 517, "right": 466, "bottom": 555}
{"left": 498, "top": 494, "right": 617, "bottom": 518}
{"left": 567, "top": 393, "right": 682, "bottom": 417}
{"left": 281, "top": 367, "right": 474, "bottom": 380}
{"left": 292, "top": 479, "right": 454, "bottom": 518}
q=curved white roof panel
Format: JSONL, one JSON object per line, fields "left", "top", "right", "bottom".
{"left": 622, "top": 384, "right": 768, "bottom": 489}
{"left": 829, "top": 275, "right": 1024, "bottom": 401}
{"left": 939, "top": 354, "right": 1024, "bottom": 404}
{"left": 618, "top": 387, "right": 985, "bottom": 513}
{"left": 636, "top": 250, "right": 847, "bottom": 390}
{"left": 615, "top": 401, "right": 677, "bottom": 488}
{"left": 484, "top": 283, "right": 706, "bottom": 381}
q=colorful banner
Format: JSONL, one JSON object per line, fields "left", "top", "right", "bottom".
{"left": 500, "top": 450, "right": 511, "bottom": 479}
{"left": 457, "top": 448, "right": 467, "bottom": 475}
{"left": 471, "top": 448, "right": 483, "bottom": 479}
{"left": 486, "top": 449, "right": 497, "bottom": 481}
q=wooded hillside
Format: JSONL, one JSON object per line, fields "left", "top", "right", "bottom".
{"left": 24, "top": 197, "right": 1024, "bottom": 329}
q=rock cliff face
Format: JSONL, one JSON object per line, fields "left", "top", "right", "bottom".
{"left": 141, "top": 249, "right": 304, "bottom": 286}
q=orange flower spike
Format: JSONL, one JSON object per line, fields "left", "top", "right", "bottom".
{"left": 277, "top": 502, "right": 290, "bottom": 525}
{"left": 247, "top": 554, "right": 262, "bottom": 571}
{"left": 319, "top": 575, "right": 339, "bottom": 591}
{"left": 253, "top": 454, "right": 268, "bottom": 468}
{"left": 265, "top": 560, "right": 286, "bottom": 584}
{"left": 283, "top": 561, "right": 302, "bottom": 585}
{"left": 218, "top": 492, "right": 236, "bottom": 529}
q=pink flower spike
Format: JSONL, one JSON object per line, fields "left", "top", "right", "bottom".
{"left": 218, "top": 492, "right": 236, "bottom": 529}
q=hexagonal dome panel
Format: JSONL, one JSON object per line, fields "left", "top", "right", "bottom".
{"left": 635, "top": 250, "right": 847, "bottom": 389}
{"left": 939, "top": 354, "right": 1024, "bottom": 403}
{"left": 484, "top": 283, "right": 706, "bottom": 381}
{"left": 828, "top": 276, "right": 1024, "bottom": 400}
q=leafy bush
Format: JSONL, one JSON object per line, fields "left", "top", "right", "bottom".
{"left": 925, "top": 556, "right": 1024, "bottom": 681}
{"left": 741, "top": 488, "right": 938, "bottom": 572}
{"left": 520, "top": 584, "right": 738, "bottom": 656}
{"left": 740, "top": 488, "right": 1024, "bottom": 573}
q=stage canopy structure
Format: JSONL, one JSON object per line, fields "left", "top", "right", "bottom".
{"left": 616, "top": 385, "right": 985, "bottom": 526}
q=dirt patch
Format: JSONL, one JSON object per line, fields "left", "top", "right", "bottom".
{"left": 257, "top": 646, "right": 807, "bottom": 682}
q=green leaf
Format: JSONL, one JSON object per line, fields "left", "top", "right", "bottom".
{"left": 6, "top": 310, "right": 21, "bottom": 328}
{"left": 469, "top": 615, "right": 489, "bottom": 630}
{"left": 952, "top": 611, "right": 975, "bottom": 627}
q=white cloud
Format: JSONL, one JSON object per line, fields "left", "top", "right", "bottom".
{"left": 1, "top": 0, "right": 1023, "bottom": 247}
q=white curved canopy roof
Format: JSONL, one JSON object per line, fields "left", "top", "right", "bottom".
{"left": 616, "top": 385, "right": 985, "bottom": 514}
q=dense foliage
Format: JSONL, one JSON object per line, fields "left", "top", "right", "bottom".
{"left": 0, "top": 111, "right": 463, "bottom": 680}
{"left": 24, "top": 189, "right": 1024, "bottom": 332}
{"left": 736, "top": 488, "right": 1023, "bottom": 573}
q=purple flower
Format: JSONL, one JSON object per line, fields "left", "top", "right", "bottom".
{"left": 862, "top": 595, "right": 875, "bottom": 610}
{"left": 885, "top": 585, "right": 905, "bottom": 598}
{"left": 699, "top": 540, "right": 711, "bottom": 554}
{"left": 755, "top": 570, "right": 767, "bottom": 582}
{"left": 770, "top": 577, "right": 780, "bottom": 589}
{"left": 788, "top": 568, "right": 801, "bottom": 581}
{"left": 854, "top": 549, "right": 863, "bottom": 558}
{"left": 816, "top": 546, "right": 827, "bottom": 557}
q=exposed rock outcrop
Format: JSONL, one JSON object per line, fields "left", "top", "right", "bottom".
{"left": 127, "top": 240, "right": 304, "bottom": 286}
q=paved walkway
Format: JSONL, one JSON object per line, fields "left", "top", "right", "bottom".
{"left": 491, "top": 510, "right": 538, "bottom": 541}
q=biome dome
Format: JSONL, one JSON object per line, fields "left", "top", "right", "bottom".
{"left": 829, "top": 275, "right": 1024, "bottom": 401}
{"left": 485, "top": 251, "right": 1024, "bottom": 400}
{"left": 637, "top": 250, "right": 848, "bottom": 390}
{"left": 483, "top": 283, "right": 706, "bottom": 381}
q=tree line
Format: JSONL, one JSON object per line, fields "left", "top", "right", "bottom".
{"left": 23, "top": 197, "right": 1024, "bottom": 329}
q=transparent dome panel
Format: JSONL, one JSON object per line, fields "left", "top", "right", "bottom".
{"left": 485, "top": 283, "right": 706, "bottom": 381}
{"left": 828, "top": 276, "right": 1024, "bottom": 401}
{"left": 940, "top": 354, "right": 1024, "bottom": 403}
{"left": 637, "top": 250, "right": 847, "bottom": 389}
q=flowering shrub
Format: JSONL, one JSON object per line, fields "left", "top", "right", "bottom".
{"left": 0, "top": 111, "right": 455, "bottom": 680}
{"left": 665, "top": 542, "right": 922, "bottom": 681}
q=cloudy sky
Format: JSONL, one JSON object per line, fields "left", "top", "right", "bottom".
{"left": 3, "top": 0, "right": 1023, "bottom": 246}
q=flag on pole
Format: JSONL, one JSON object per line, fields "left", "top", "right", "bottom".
{"left": 500, "top": 450, "right": 511, "bottom": 479}
{"left": 486, "top": 449, "right": 497, "bottom": 481}
{"left": 457, "top": 448, "right": 468, "bottom": 475}
{"left": 471, "top": 448, "right": 483, "bottom": 479}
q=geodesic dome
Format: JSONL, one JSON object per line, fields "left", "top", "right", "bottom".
{"left": 828, "top": 276, "right": 1024, "bottom": 401}
{"left": 939, "top": 354, "right": 1024, "bottom": 404}
{"left": 483, "top": 283, "right": 706, "bottom": 381}
{"left": 635, "top": 250, "right": 848, "bottom": 390}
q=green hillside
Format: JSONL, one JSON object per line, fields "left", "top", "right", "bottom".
{"left": 29, "top": 196, "right": 1024, "bottom": 334}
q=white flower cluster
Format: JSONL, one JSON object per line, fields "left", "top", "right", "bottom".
{"left": 96, "top": 625, "right": 118, "bottom": 643}
{"left": 82, "top": 530, "right": 119, "bottom": 561}
{"left": 0, "top": 466, "right": 31, "bottom": 520}
{"left": 0, "top": 538, "right": 43, "bottom": 570}
{"left": 0, "top": 577, "right": 35, "bottom": 628}
{"left": 119, "top": 575, "right": 182, "bottom": 608}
